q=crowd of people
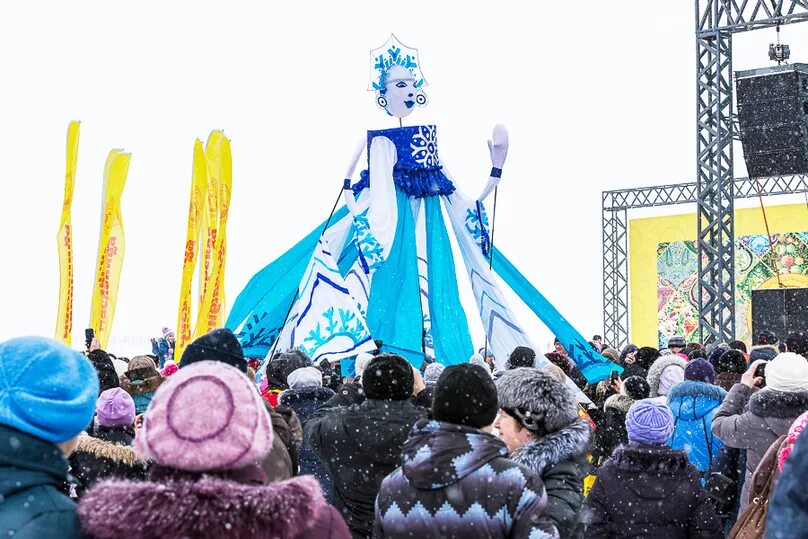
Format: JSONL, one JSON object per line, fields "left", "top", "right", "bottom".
{"left": 1, "top": 325, "right": 808, "bottom": 538}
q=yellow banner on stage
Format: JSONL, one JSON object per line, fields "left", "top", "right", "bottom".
{"left": 55, "top": 121, "right": 80, "bottom": 345}
{"left": 174, "top": 139, "right": 208, "bottom": 361}
{"left": 194, "top": 133, "right": 232, "bottom": 337}
{"left": 89, "top": 150, "right": 130, "bottom": 350}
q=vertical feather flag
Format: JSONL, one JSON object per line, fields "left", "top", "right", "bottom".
{"left": 199, "top": 131, "right": 222, "bottom": 305}
{"left": 55, "top": 121, "right": 80, "bottom": 345}
{"left": 194, "top": 133, "right": 231, "bottom": 337}
{"left": 174, "top": 140, "right": 208, "bottom": 360}
{"left": 89, "top": 150, "right": 130, "bottom": 349}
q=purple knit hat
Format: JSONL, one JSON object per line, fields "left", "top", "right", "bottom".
{"left": 95, "top": 388, "right": 136, "bottom": 427}
{"left": 134, "top": 360, "right": 272, "bottom": 472}
{"left": 626, "top": 399, "right": 674, "bottom": 445}
{"left": 684, "top": 358, "right": 716, "bottom": 384}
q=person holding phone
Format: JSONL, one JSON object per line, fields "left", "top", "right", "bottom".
{"left": 711, "top": 353, "right": 808, "bottom": 511}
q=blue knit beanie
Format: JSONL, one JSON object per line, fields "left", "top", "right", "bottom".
{"left": 0, "top": 337, "right": 99, "bottom": 443}
{"left": 626, "top": 399, "right": 674, "bottom": 445}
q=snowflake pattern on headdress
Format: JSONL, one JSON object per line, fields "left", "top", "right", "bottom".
{"left": 368, "top": 34, "right": 427, "bottom": 92}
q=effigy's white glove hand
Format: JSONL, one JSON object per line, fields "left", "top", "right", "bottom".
{"left": 487, "top": 124, "right": 509, "bottom": 169}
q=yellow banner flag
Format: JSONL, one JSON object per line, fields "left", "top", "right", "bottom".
{"left": 194, "top": 133, "right": 232, "bottom": 337}
{"left": 199, "top": 130, "right": 223, "bottom": 305}
{"left": 174, "top": 140, "right": 208, "bottom": 360}
{"left": 55, "top": 121, "right": 80, "bottom": 345}
{"left": 89, "top": 150, "right": 130, "bottom": 349}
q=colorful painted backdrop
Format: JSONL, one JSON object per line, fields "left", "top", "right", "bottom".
{"left": 657, "top": 233, "right": 808, "bottom": 346}
{"left": 629, "top": 204, "right": 808, "bottom": 348}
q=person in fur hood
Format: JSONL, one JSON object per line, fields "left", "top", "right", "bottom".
{"left": 646, "top": 354, "right": 686, "bottom": 400}
{"left": 711, "top": 353, "right": 808, "bottom": 512}
{"left": 582, "top": 399, "right": 722, "bottom": 538}
{"left": 495, "top": 367, "right": 592, "bottom": 538}
{"left": 69, "top": 388, "right": 148, "bottom": 498}
{"left": 667, "top": 359, "right": 727, "bottom": 474}
{"left": 119, "top": 355, "right": 163, "bottom": 414}
{"left": 78, "top": 361, "right": 350, "bottom": 539}
{"left": 590, "top": 376, "right": 650, "bottom": 466}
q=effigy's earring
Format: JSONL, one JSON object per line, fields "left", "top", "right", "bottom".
{"left": 415, "top": 93, "right": 428, "bottom": 107}
{"left": 376, "top": 95, "right": 388, "bottom": 109}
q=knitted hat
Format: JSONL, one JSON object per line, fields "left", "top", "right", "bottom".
{"left": 265, "top": 350, "right": 310, "bottom": 390}
{"left": 601, "top": 347, "right": 619, "bottom": 363}
{"left": 87, "top": 349, "right": 121, "bottom": 393}
{"left": 626, "top": 399, "right": 675, "bottom": 445}
{"left": 729, "top": 340, "right": 748, "bottom": 354}
{"left": 667, "top": 335, "right": 686, "bottom": 348}
{"left": 708, "top": 344, "right": 730, "bottom": 365}
{"left": 749, "top": 345, "right": 779, "bottom": 363}
{"left": 508, "top": 346, "right": 536, "bottom": 369}
{"left": 162, "top": 327, "right": 175, "bottom": 340}
{"left": 496, "top": 367, "right": 578, "bottom": 435}
{"left": 766, "top": 352, "right": 808, "bottom": 392}
{"left": 134, "top": 361, "right": 272, "bottom": 472}
{"left": 468, "top": 353, "right": 493, "bottom": 377}
{"left": 715, "top": 349, "right": 747, "bottom": 375}
{"left": 635, "top": 347, "right": 661, "bottom": 370}
{"left": 95, "top": 388, "right": 136, "bottom": 427}
{"left": 354, "top": 352, "right": 375, "bottom": 379}
{"left": 423, "top": 362, "right": 445, "bottom": 384}
{"left": 543, "top": 364, "right": 567, "bottom": 381}
{"left": 0, "top": 337, "right": 99, "bottom": 443}
{"left": 787, "top": 332, "right": 808, "bottom": 357}
{"left": 180, "top": 329, "right": 246, "bottom": 373}
{"left": 687, "top": 349, "right": 707, "bottom": 361}
{"left": 758, "top": 330, "right": 779, "bottom": 345}
{"left": 287, "top": 366, "right": 323, "bottom": 389}
{"left": 160, "top": 363, "right": 178, "bottom": 377}
{"left": 621, "top": 376, "right": 651, "bottom": 400}
{"left": 362, "top": 354, "right": 414, "bottom": 401}
{"left": 433, "top": 364, "right": 498, "bottom": 428}
{"left": 684, "top": 358, "right": 716, "bottom": 384}
{"left": 779, "top": 410, "right": 808, "bottom": 471}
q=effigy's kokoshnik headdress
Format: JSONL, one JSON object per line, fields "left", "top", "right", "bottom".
{"left": 368, "top": 34, "right": 428, "bottom": 110}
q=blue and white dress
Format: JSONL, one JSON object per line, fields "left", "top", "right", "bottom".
{"left": 345, "top": 125, "right": 473, "bottom": 365}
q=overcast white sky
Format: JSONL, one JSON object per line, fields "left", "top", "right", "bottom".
{"left": 1, "top": 1, "right": 807, "bottom": 354}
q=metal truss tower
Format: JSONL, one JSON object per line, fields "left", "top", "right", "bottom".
{"left": 695, "top": 0, "right": 808, "bottom": 344}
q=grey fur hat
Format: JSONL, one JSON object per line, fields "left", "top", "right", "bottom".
{"left": 496, "top": 367, "right": 578, "bottom": 435}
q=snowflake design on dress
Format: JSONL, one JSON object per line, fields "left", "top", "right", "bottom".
{"left": 302, "top": 307, "right": 367, "bottom": 353}
{"left": 411, "top": 126, "right": 439, "bottom": 168}
{"left": 464, "top": 202, "right": 491, "bottom": 256}
{"left": 354, "top": 212, "right": 385, "bottom": 272}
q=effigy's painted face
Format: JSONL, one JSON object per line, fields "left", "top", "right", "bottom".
{"left": 381, "top": 65, "right": 426, "bottom": 118}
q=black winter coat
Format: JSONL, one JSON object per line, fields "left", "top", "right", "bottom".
{"left": 374, "top": 420, "right": 559, "bottom": 538}
{"left": 68, "top": 426, "right": 149, "bottom": 498}
{"left": 582, "top": 444, "right": 722, "bottom": 538}
{"left": 591, "top": 393, "right": 634, "bottom": 465}
{"left": 0, "top": 425, "right": 85, "bottom": 538}
{"left": 511, "top": 419, "right": 592, "bottom": 538}
{"left": 305, "top": 398, "right": 427, "bottom": 538}
{"left": 279, "top": 386, "right": 336, "bottom": 503}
